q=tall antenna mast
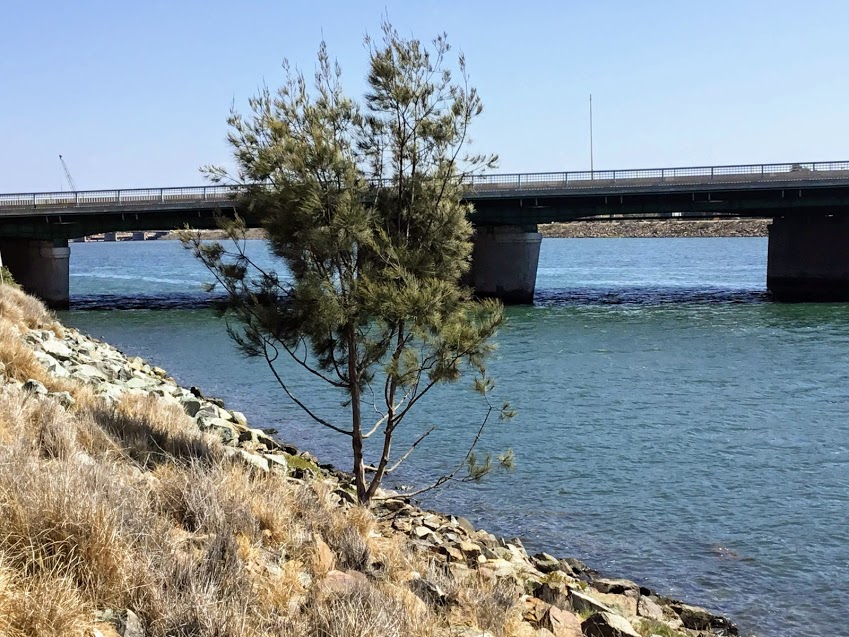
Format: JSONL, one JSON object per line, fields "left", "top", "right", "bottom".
{"left": 59, "top": 155, "right": 77, "bottom": 192}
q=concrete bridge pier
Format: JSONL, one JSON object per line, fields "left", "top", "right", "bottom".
{"left": 469, "top": 225, "right": 542, "bottom": 304}
{"left": 767, "top": 214, "right": 849, "bottom": 301}
{"left": 0, "top": 239, "right": 70, "bottom": 309}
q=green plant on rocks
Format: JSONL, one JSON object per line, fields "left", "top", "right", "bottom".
{"left": 183, "top": 21, "right": 514, "bottom": 506}
{"left": 0, "top": 267, "right": 19, "bottom": 290}
{"left": 637, "top": 618, "right": 688, "bottom": 637}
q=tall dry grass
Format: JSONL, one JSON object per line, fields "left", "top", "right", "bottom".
{"left": 0, "top": 283, "right": 62, "bottom": 333}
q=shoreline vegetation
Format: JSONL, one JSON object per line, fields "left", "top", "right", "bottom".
{"left": 0, "top": 283, "right": 740, "bottom": 637}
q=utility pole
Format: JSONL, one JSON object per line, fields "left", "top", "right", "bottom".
{"left": 589, "top": 94, "right": 594, "bottom": 176}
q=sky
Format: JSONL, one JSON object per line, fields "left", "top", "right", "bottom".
{"left": 1, "top": 0, "right": 847, "bottom": 192}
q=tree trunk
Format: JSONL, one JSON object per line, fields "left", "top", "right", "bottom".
{"left": 347, "top": 326, "right": 367, "bottom": 504}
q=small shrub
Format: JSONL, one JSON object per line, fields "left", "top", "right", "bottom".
{"left": 0, "top": 266, "right": 19, "bottom": 289}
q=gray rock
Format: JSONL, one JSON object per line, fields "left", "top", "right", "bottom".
{"left": 196, "top": 404, "right": 228, "bottom": 421}
{"left": 33, "top": 351, "right": 70, "bottom": 377}
{"left": 71, "top": 364, "right": 107, "bottom": 382}
{"left": 637, "top": 596, "right": 665, "bottom": 621}
{"left": 124, "top": 377, "right": 152, "bottom": 391}
{"left": 670, "top": 602, "right": 738, "bottom": 634}
{"left": 237, "top": 449, "right": 269, "bottom": 472}
{"left": 407, "top": 574, "right": 447, "bottom": 606}
{"left": 530, "top": 552, "right": 561, "bottom": 574}
{"left": 563, "top": 557, "right": 593, "bottom": 577}
{"left": 569, "top": 589, "right": 612, "bottom": 616}
{"left": 230, "top": 410, "right": 248, "bottom": 427}
{"left": 581, "top": 612, "right": 640, "bottom": 637}
{"left": 97, "top": 384, "right": 126, "bottom": 403}
{"left": 49, "top": 391, "right": 75, "bottom": 408}
{"left": 264, "top": 454, "right": 289, "bottom": 473}
{"left": 23, "top": 379, "right": 48, "bottom": 395}
{"left": 122, "top": 609, "right": 145, "bottom": 637}
{"left": 533, "top": 581, "right": 571, "bottom": 609}
{"left": 180, "top": 397, "right": 203, "bottom": 417}
{"left": 198, "top": 417, "right": 239, "bottom": 444}
{"left": 592, "top": 577, "right": 640, "bottom": 598}
{"left": 41, "top": 339, "right": 73, "bottom": 360}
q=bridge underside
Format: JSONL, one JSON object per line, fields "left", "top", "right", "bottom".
{"left": 0, "top": 238, "right": 71, "bottom": 309}
{"left": 767, "top": 214, "right": 849, "bottom": 301}
{"left": 3, "top": 181, "right": 849, "bottom": 306}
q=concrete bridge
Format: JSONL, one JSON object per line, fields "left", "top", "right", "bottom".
{"left": 2, "top": 159, "right": 849, "bottom": 307}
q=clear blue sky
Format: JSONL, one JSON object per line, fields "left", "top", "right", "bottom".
{"left": 2, "top": 0, "right": 847, "bottom": 192}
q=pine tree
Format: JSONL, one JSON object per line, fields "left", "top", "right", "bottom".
{"left": 183, "top": 23, "right": 513, "bottom": 505}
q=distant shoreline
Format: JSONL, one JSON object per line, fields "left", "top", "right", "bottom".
{"left": 539, "top": 218, "right": 769, "bottom": 239}
{"left": 167, "top": 219, "right": 770, "bottom": 241}
{"left": 76, "top": 218, "right": 770, "bottom": 243}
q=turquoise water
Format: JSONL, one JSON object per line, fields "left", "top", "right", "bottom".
{"left": 62, "top": 239, "right": 849, "bottom": 637}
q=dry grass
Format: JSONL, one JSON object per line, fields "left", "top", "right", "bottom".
{"left": 0, "top": 283, "right": 62, "bottom": 334}
{"left": 0, "top": 284, "right": 527, "bottom": 637}
{"left": 0, "top": 380, "right": 525, "bottom": 636}
{"left": 0, "top": 562, "right": 93, "bottom": 637}
{"left": 0, "top": 318, "right": 52, "bottom": 385}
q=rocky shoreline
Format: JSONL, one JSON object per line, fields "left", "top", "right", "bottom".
{"left": 155, "top": 220, "right": 768, "bottom": 243}
{"left": 3, "top": 307, "right": 742, "bottom": 636}
{"left": 539, "top": 219, "right": 768, "bottom": 239}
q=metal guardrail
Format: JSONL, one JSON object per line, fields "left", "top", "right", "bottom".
{"left": 1, "top": 161, "right": 848, "bottom": 211}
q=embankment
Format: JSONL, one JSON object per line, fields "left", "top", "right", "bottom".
{"left": 0, "top": 283, "right": 739, "bottom": 637}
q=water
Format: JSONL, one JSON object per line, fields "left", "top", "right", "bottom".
{"left": 61, "top": 239, "right": 849, "bottom": 637}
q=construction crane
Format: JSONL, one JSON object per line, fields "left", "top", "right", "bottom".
{"left": 59, "top": 154, "right": 77, "bottom": 192}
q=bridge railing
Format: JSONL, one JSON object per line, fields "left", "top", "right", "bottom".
{"left": 464, "top": 160, "right": 849, "bottom": 191}
{"left": 2, "top": 161, "right": 849, "bottom": 210}
{"left": 0, "top": 185, "right": 242, "bottom": 210}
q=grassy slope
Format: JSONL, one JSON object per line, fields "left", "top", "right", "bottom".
{"left": 0, "top": 284, "right": 521, "bottom": 637}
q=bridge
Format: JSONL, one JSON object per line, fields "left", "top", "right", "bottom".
{"left": 2, "top": 159, "right": 849, "bottom": 307}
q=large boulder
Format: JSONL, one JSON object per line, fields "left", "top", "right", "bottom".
{"left": 198, "top": 416, "right": 239, "bottom": 444}
{"left": 539, "top": 605, "right": 582, "bottom": 637}
{"left": 637, "top": 596, "right": 665, "bottom": 621}
{"left": 670, "top": 602, "right": 738, "bottom": 634}
{"left": 581, "top": 612, "right": 640, "bottom": 637}
{"left": 530, "top": 552, "right": 561, "bottom": 574}
{"left": 41, "top": 338, "right": 73, "bottom": 361}
{"left": 569, "top": 589, "right": 612, "bottom": 616}
{"left": 592, "top": 578, "right": 640, "bottom": 598}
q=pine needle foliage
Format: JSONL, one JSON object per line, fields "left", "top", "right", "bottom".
{"left": 183, "top": 23, "right": 513, "bottom": 505}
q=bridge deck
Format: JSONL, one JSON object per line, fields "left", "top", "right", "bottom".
{"left": 1, "top": 160, "right": 849, "bottom": 217}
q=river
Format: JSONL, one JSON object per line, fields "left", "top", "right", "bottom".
{"left": 60, "top": 238, "right": 849, "bottom": 637}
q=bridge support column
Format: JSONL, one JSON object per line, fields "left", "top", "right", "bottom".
{"left": 0, "top": 239, "right": 70, "bottom": 309}
{"left": 767, "top": 215, "right": 849, "bottom": 301}
{"left": 469, "top": 225, "right": 541, "bottom": 304}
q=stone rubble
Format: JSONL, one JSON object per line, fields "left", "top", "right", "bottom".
{"left": 9, "top": 324, "right": 739, "bottom": 637}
